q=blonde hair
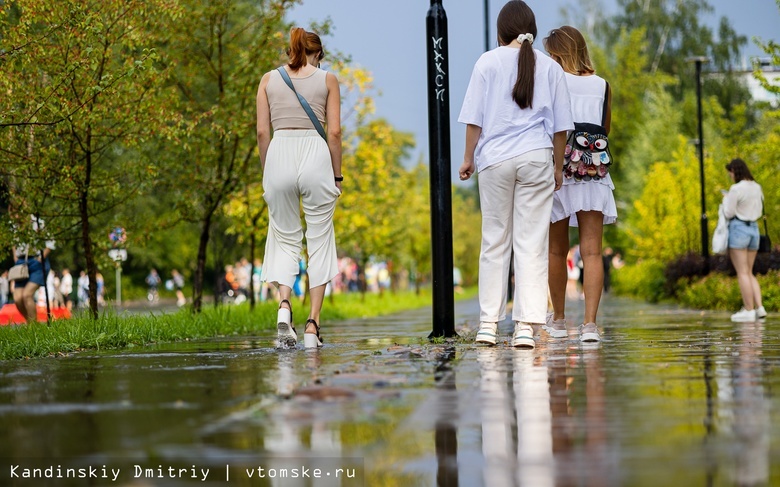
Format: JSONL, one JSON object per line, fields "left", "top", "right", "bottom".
{"left": 543, "top": 26, "right": 594, "bottom": 75}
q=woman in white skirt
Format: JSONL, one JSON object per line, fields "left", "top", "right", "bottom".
{"left": 256, "top": 27, "right": 342, "bottom": 348}
{"left": 543, "top": 26, "right": 616, "bottom": 342}
{"left": 459, "top": 1, "right": 573, "bottom": 349}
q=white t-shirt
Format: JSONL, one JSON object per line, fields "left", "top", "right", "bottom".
{"left": 562, "top": 73, "right": 614, "bottom": 189}
{"left": 723, "top": 180, "right": 763, "bottom": 222}
{"left": 458, "top": 46, "right": 574, "bottom": 172}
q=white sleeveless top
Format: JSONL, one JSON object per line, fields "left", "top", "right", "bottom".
{"left": 266, "top": 68, "right": 328, "bottom": 131}
{"left": 563, "top": 73, "right": 613, "bottom": 189}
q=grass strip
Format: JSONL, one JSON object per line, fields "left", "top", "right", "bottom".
{"left": 0, "top": 287, "right": 476, "bottom": 360}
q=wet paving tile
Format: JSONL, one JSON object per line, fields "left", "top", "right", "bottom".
{"left": 0, "top": 296, "right": 779, "bottom": 486}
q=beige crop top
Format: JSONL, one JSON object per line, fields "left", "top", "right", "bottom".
{"left": 267, "top": 68, "right": 328, "bottom": 131}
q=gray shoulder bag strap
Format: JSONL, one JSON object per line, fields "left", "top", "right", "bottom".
{"left": 276, "top": 67, "right": 327, "bottom": 141}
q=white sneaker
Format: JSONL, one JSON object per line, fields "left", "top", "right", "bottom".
{"left": 475, "top": 322, "right": 498, "bottom": 345}
{"left": 543, "top": 312, "right": 568, "bottom": 338}
{"left": 512, "top": 322, "right": 535, "bottom": 349}
{"left": 579, "top": 323, "right": 601, "bottom": 342}
{"left": 756, "top": 306, "right": 767, "bottom": 319}
{"left": 731, "top": 308, "right": 757, "bottom": 322}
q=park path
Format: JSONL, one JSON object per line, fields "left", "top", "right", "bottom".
{"left": 1, "top": 294, "right": 779, "bottom": 486}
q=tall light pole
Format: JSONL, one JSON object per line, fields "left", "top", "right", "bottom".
{"left": 484, "top": 0, "right": 490, "bottom": 52}
{"left": 687, "top": 56, "right": 710, "bottom": 265}
{"left": 426, "top": 0, "right": 456, "bottom": 338}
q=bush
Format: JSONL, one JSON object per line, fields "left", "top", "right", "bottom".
{"left": 611, "top": 259, "right": 667, "bottom": 302}
{"left": 664, "top": 250, "right": 780, "bottom": 297}
{"left": 677, "top": 270, "right": 780, "bottom": 312}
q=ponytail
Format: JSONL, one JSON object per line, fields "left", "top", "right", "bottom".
{"left": 287, "top": 27, "right": 324, "bottom": 71}
{"left": 496, "top": 1, "right": 537, "bottom": 110}
{"left": 513, "top": 42, "right": 535, "bottom": 109}
{"left": 288, "top": 27, "right": 308, "bottom": 71}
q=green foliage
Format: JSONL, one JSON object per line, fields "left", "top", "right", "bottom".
{"left": 0, "top": 0, "right": 181, "bottom": 317}
{"left": 611, "top": 259, "right": 667, "bottom": 302}
{"left": 677, "top": 270, "right": 780, "bottom": 311}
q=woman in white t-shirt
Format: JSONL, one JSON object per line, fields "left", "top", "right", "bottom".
{"left": 458, "top": 0, "right": 573, "bottom": 349}
{"left": 543, "top": 26, "right": 615, "bottom": 343}
{"left": 723, "top": 158, "right": 766, "bottom": 322}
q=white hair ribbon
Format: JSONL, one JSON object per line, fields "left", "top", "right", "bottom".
{"left": 516, "top": 33, "right": 534, "bottom": 44}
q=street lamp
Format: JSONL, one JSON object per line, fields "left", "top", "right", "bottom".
{"left": 426, "top": 0, "right": 456, "bottom": 338}
{"left": 484, "top": 0, "right": 490, "bottom": 52}
{"left": 687, "top": 56, "right": 710, "bottom": 265}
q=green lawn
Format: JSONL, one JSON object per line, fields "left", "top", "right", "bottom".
{"left": 0, "top": 287, "right": 476, "bottom": 360}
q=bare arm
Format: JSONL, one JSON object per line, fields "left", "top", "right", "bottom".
{"left": 604, "top": 83, "right": 612, "bottom": 135}
{"left": 459, "top": 124, "right": 482, "bottom": 181}
{"left": 553, "top": 131, "right": 567, "bottom": 191}
{"left": 256, "top": 73, "right": 272, "bottom": 171}
{"left": 325, "top": 72, "right": 342, "bottom": 190}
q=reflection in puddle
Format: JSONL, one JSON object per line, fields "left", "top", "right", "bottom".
{"left": 0, "top": 298, "right": 778, "bottom": 486}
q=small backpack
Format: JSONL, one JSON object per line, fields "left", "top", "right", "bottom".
{"left": 563, "top": 81, "right": 612, "bottom": 182}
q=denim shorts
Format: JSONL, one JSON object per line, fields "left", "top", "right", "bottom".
{"left": 13, "top": 258, "right": 50, "bottom": 287}
{"left": 728, "top": 219, "right": 759, "bottom": 250}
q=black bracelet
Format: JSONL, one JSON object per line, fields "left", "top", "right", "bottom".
{"left": 334, "top": 175, "right": 344, "bottom": 182}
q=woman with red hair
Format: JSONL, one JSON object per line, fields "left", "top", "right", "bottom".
{"left": 256, "top": 28, "right": 342, "bottom": 348}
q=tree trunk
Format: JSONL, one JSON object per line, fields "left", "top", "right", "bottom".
{"left": 79, "top": 190, "right": 98, "bottom": 320}
{"left": 192, "top": 213, "right": 212, "bottom": 313}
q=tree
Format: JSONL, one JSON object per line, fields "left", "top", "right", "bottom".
{"left": 336, "top": 118, "right": 414, "bottom": 294}
{"left": 0, "top": 0, "right": 179, "bottom": 318}
{"left": 158, "top": 0, "right": 296, "bottom": 312}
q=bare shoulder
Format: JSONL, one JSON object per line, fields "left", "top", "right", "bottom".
{"left": 325, "top": 71, "right": 340, "bottom": 85}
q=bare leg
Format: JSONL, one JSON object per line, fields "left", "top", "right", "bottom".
{"left": 729, "top": 248, "right": 755, "bottom": 310}
{"left": 548, "top": 220, "right": 569, "bottom": 321}
{"left": 13, "top": 282, "right": 40, "bottom": 323}
{"left": 576, "top": 211, "right": 604, "bottom": 324}
{"left": 307, "top": 284, "right": 326, "bottom": 333}
{"left": 277, "top": 284, "right": 293, "bottom": 310}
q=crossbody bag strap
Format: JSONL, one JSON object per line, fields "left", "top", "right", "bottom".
{"left": 276, "top": 67, "right": 327, "bottom": 141}
{"left": 601, "top": 81, "right": 610, "bottom": 127}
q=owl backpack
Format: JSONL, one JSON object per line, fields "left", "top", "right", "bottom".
{"left": 563, "top": 81, "right": 612, "bottom": 182}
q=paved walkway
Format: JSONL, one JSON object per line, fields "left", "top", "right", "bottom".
{"left": 1, "top": 295, "right": 779, "bottom": 486}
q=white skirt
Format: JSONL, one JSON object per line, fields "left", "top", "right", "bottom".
{"left": 551, "top": 181, "right": 617, "bottom": 227}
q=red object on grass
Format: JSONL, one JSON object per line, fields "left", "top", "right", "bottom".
{"left": 0, "top": 304, "right": 71, "bottom": 325}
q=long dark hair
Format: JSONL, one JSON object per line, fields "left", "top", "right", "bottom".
{"left": 726, "top": 158, "right": 754, "bottom": 183}
{"left": 497, "top": 1, "right": 537, "bottom": 109}
{"left": 287, "top": 27, "right": 324, "bottom": 71}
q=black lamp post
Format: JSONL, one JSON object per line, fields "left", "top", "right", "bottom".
{"left": 687, "top": 56, "right": 710, "bottom": 265}
{"left": 426, "top": 0, "right": 456, "bottom": 338}
{"left": 484, "top": 0, "right": 490, "bottom": 52}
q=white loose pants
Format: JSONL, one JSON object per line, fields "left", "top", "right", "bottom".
{"left": 477, "top": 149, "right": 554, "bottom": 324}
{"left": 261, "top": 130, "right": 340, "bottom": 289}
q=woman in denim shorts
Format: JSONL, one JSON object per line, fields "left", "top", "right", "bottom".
{"left": 723, "top": 158, "right": 765, "bottom": 322}
{"left": 11, "top": 215, "right": 55, "bottom": 323}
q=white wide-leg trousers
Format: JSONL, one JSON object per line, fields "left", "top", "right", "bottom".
{"left": 477, "top": 148, "right": 554, "bottom": 324}
{"left": 261, "top": 130, "right": 340, "bottom": 289}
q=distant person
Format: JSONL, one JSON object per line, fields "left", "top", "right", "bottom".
{"left": 0, "top": 270, "right": 9, "bottom": 307}
{"left": 145, "top": 268, "right": 161, "bottom": 303}
{"left": 77, "top": 270, "right": 89, "bottom": 307}
{"left": 602, "top": 247, "right": 614, "bottom": 293}
{"left": 544, "top": 25, "right": 615, "bottom": 343}
{"left": 171, "top": 269, "right": 186, "bottom": 307}
{"left": 257, "top": 27, "right": 342, "bottom": 348}
{"left": 723, "top": 158, "right": 766, "bottom": 322}
{"left": 11, "top": 213, "right": 55, "bottom": 323}
{"left": 459, "top": 1, "right": 573, "bottom": 348}
{"left": 60, "top": 268, "right": 74, "bottom": 310}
